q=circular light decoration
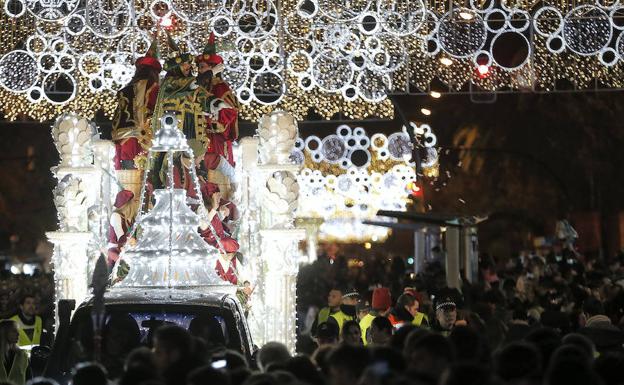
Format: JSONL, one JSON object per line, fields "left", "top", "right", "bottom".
{"left": 296, "top": 0, "right": 318, "bottom": 18}
{"left": 43, "top": 71, "right": 76, "bottom": 105}
{"left": 533, "top": 6, "right": 564, "bottom": 37}
{"left": 4, "top": 0, "right": 26, "bottom": 18}
{"left": 26, "top": 86, "right": 44, "bottom": 103}
{"left": 507, "top": 10, "right": 530, "bottom": 32}
{"left": 387, "top": 132, "right": 412, "bottom": 161}
{"left": 356, "top": 69, "right": 391, "bottom": 102}
{"left": 305, "top": 135, "right": 322, "bottom": 152}
{"left": 318, "top": 0, "right": 371, "bottom": 21}
{"left": 251, "top": 71, "right": 285, "bottom": 105}
{"left": 563, "top": 5, "right": 612, "bottom": 56}
{"left": 378, "top": 0, "right": 427, "bottom": 37}
{"left": 438, "top": 9, "right": 487, "bottom": 58}
{"left": 78, "top": 51, "right": 103, "bottom": 77}
{"left": 64, "top": 12, "right": 87, "bottom": 35}
{"left": 321, "top": 135, "right": 348, "bottom": 163}
{"left": 312, "top": 51, "right": 354, "bottom": 92}
{"left": 26, "top": 0, "right": 80, "bottom": 21}
{"left": 26, "top": 35, "right": 48, "bottom": 55}
{"left": 484, "top": 9, "right": 507, "bottom": 33}
{"left": 170, "top": 0, "right": 224, "bottom": 23}
{"left": 547, "top": 34, "right": 566, "bottom": 54}
{"left": 86, "top": 0, "right": 132, "bottom": 38}
{"left": 359, "top": 11, "right": 381, "bottom": 35}
{"left": 117, "top": 30, "right": 151, "bottom": 59}
{"left": 0, "top": 50, "right": 39, "bottom": 93}
{"left": 490, "top": 31, "right": 530, "bottom": 71}
{"left": 211, "top": 14, "right": 233, "bottom": 36}
{"left": 599, "top": 47, "right": 619, "bottom": 66}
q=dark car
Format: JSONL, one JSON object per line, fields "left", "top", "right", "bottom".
{"left": 43, "top": 287, "right": 254, "bottom": 383}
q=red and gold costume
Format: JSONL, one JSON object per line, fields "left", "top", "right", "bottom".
{"left": 199, "top": 182, "right": 240, "bottom": 284}
{"left": 196, "top": 33, "right": 239, "bottom": 197}
{"left": 112, "top": 36, "right": 161, "bottom": 170}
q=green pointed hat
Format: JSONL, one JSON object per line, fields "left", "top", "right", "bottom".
{"left": 164, "top": 31, "right": 192, "bottom": 72}
{"left": 136, "top": 31, "right": 162, "bottom": 70}
{"left": 195, "top": 32, "right": 224, "bottom": 65}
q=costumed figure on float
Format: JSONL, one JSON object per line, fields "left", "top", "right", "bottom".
{"left": 111, "top": 33, "right": 161, "bottom": 171}
{"left": 199, "top": 182, "right": 240, "bottom": 285}
{"left": 195, "top": 33, "right": 239, "bottom": 199}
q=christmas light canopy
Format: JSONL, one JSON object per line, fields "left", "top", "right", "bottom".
{"left": 2, "top": 0, "right": 624, "bottom": 122}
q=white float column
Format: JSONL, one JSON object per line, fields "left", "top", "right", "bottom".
{"left": 246, "top": 111, "right": 305, "bottom": 353}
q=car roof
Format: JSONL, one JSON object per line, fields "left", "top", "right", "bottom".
{"left": 78, "top": 287, "right": 237, "bottom": 308}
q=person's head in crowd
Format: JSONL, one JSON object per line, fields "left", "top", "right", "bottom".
{"left": 356, "top": 301, "right": 370, "bottom": 321}
{"left": 327, "top": 287, "right": 343, "bottom": 310}
{"left": 223, "top": 349, "right": 249, "bottom": 371}
{"left": 258, "top": 341, "right": 291, "bottom": 372}
{"left": 525, "top": 327, "right": 562, "bottom": 370}
{"left": 389, "top": 324, "right": 419, "bottom": 352}
{"left": 103, "top": 313, "right": 141, "bottom": 358}
{"left": 371, "top": 287, "right": 392, "bottom": 315}
{"left": 403, "top": 332, "right": 455, "bottom": 383}
{"left": 562, "top": 333, "right": 596, "bottom": 361}
{"left": 187, "top": 365, "right": 230, "bottom": 385}
{"left": 0, "top": 319, "right": 19, "bottom": 355}
{"left": 120, "top": 347, "right": 159, "bottom": 385}
{"left": 316, "top": 322, "right": 339, "bottom": 346}
{"left": 342, "top": 289, "right": 361, "bottom": 307}
{"left": 583, "top": 298, "right": 605, "bottom": 317}
{"left": 434, "top": 290, "right": 458, "bottom": 331}
{"left": 282, "top": 355, "right": 324, "bottom": 385}
{"left": 544, "top": 347, "right": 603, "bottom": 385}
{"left": 326, "top": 344, "right": 370, "bottom": 385}
{"left": 439, "top": 363, "right": 493, "bottom": 385}
{"left": 494, "top": 341, "right": 541, "bottom": 383}
{"left": 189, "top": 315, "right": 226, "bottom": 347}
{"left": 448, "top": 326, "right": 489, "bottom": 364}
{"left": 71, "top": 362, "right": 108, "bottom": 385}
{"left": 19, "top": 294, "right": 37, "bottom": 319}
{"left": 341, "top": 320, "right": 363, "bottom": 346}
{"left": 152, "top": 325, "right": 194, "bottom": 373}
{"left": 395, "top": 294, "right": 419, "bottom": 318}
{"left": 594, "top": 352, "right": 624, "bottom": 385}
{"left": 370, "top": 316, "right": 393, "bottom": 346}
{"left": 369, "top": 345, "right": 406, "bottom": 373}
{"left": 230, "top": 367, "right": 252, "bottom": 385}
{"left": 550, "top": 344, "right": 592, "bottom": 367}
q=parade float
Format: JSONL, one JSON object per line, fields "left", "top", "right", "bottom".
{"left": 2, "top": 0, "right": 620, "bottom": 353}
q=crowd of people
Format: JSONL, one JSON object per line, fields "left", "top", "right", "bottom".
{"left": 2, "top": 238, "right": 624, "bottom": 385}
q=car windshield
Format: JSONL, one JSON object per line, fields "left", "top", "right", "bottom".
{"left": 62, "top": 304, "right": 240, "bottom": 378}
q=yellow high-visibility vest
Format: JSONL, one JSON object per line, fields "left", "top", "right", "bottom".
{"left": 0, "top": 348, "right": 29, "bottom": 385}
{"left": 330, "top": 311, "right": 354, "bottom": 332}
{"left": 10, "top": 315, "right": 42, "bottom": 347}
{"left": 412, "top": 312, "right": 429, "bottom": 327}
{"left": 359, "top": 313, "right": 375, "bottom": 345}
{"left": 317, "top": 307, "right": 331, "bottom": 325}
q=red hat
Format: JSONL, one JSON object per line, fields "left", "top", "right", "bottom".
{"left": 372, "top": 287, "right": 392, "bottom": 311}
{"left": 201, "top": 182, "right": 220, "bottom": 198}
{"left": 114, "top": 190, "right": 134, "bottom": 208}
{"left": 195, "top": 32, "right": 224, "bottom": 65}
